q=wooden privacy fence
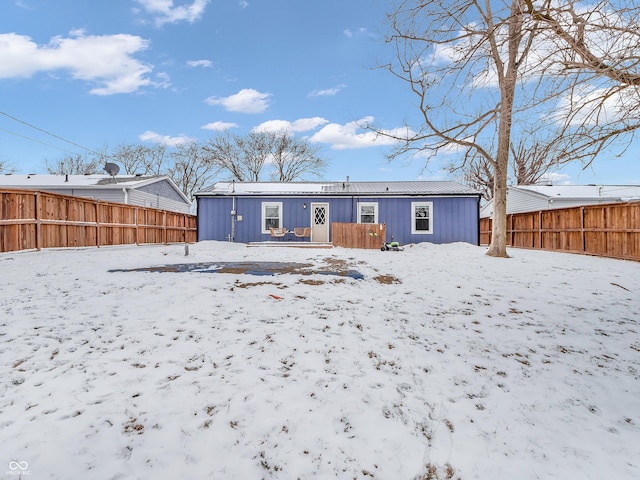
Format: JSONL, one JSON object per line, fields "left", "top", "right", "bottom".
{"left": 1, "top": 188, "right": 196, "bottom": 253}
{"left": 332, "top": 222, "right": 386, "bottom": 249}
{"left": 480, "top": 201, "right": 640, "bottom": 261}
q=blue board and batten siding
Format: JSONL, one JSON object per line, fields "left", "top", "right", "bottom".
{"left": 197, "top": 195, "right": 480, "bottom": 245}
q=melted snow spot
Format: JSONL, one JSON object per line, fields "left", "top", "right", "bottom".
{"left": 109, "top": 262, "right": 365, "bottom": 280}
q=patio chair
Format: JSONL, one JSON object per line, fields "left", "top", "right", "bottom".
{"left": 293, "top": 227, "right": 311, "bottom": 238}
{"left": 269, "top": 227, "right": 288, "bottom": 239}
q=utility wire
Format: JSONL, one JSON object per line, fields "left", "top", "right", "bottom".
{"left": 0, "top": 110, "right": 108, "bottom": 159}
{"left": 0, "top": 127, "right": 82, "bottom": 157}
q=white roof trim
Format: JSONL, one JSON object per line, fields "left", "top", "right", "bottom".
{"left": 512, "top": 184, "right": 640, "bottom": 200}
{"left": 0, "top": 174, "right": 191, "bottom": 205}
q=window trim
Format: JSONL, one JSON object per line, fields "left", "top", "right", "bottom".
{"left": 261, "top": 201, "right": 283, "bottom": 234}
{"left": 357, "top": 202, "right": 378, "bottom": 224}
{"left": 411, "top": 201, "right": 433, "bottom": 235}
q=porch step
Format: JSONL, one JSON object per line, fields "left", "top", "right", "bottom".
{"left": 247, "top": 241, "right": 333, "bottom": 248}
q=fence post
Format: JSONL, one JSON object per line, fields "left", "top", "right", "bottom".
{"left": 530, "top": 213, "right": 535, "bottom": 248}
{"left": 581, "top": 206, "right": 586, "bottom": 253}
{"left": 602, "top": 207, "right": 608, "bottom": 256}
{"left": 510, "top": 214, "right": 514, "bottom": 246}
{"left": 163, "top": 211, "right": 167, "bottom": 244}
{"left": 135, "top": 207, "right": 139, "bottom": 245}
{"left": 538, "top": 211, "right": 542, "bottom": 249}
{"left": 95, "top": 200, "right": 100, "bottom": 247}
{"left": 35, "top": 192, "right": 41, "bottom": 251}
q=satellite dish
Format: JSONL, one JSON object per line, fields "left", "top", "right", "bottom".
{"left": 104, "top": 162, "right": 120, "bottom": 176}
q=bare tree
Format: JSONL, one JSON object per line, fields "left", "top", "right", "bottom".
{"left": 204, "top": 131, "right": 325, "bottom": 182}
{"left": 380, "top": 0, "right": 540, "bottom": 257}
{"left": 0, "top": 157, "right": 16, "bottom": 174}
{"left": 235, "top": 131, "right": 275, "bottom": 181}
{"left": 379, "top": 0, "right": 640, "bottom": 257}
{"left": 270, "top": 132, "right": 326, "bottom": 181}
{"left": 169, "top": 141, "right": 221, "bottom": 200}
{"left": 511, "top": 140, "right": 559, "bottom": 186}
{"left": 111, "top": 143, "right": 169, "bottom": 176}
{"left": 457, "top": 133, "right": 562, "bottom": 200}
{"left": 111, "top": 144, "right": 149, "bottom": 175}
{"left": 454, "top": 152, "right": 495, "bottom": 201}
{"left": 45, "top": 153, "right": 103, "bottom": 175}
{"left": 203, "top": 131, "right": 251, "bottom": 181}
{"left": 41, "top": 140, "right": 219, "bottom": 202}
{"left": 522, "top": 0, "right": 640, "bottom": 162}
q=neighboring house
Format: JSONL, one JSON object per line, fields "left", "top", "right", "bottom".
{"left": 0, "top": 174, "right": 192, "bottom": 214}
{"left": 480, "top": 185, "right": 640, "bottom": 218}
{"left": 195, "top": 181, "right": 481, "bottom": 245}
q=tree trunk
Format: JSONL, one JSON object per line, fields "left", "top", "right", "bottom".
{"left": 487, "top": 0, "right": 523, "bottom": 258}
{"left": 486, "top": 82, "right": 513, "bottom": 258}
{"left": 487, "top": 158, "right": 509, "bottom": 257}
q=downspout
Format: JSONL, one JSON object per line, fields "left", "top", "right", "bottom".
{"left": 351, "top": 196, "right": 355, "bottom": 223}
{"left": 122, "top": 188, "right": 129, "bottom": 204}
{"left": 231, "top": 195, "right": 236, "bottom": 242}
{"left": 231, "top": 181, "right": 237, "bottom": 242}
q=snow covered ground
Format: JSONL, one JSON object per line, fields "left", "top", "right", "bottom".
{"left": 1, "top": 241, "right": 639, "bottom": 480}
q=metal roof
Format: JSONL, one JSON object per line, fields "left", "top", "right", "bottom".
{"left": 479, "top": 184, "right": 640, "bottom": 218}
{"left": 1, "top": 174, "right": 163, "bottom": 188}
{"left": 0, "top": 174, "right": 192, "bottom": 205}
{"left": 515, "top": 184, "right": 640, "bottom": 201}
{"left": 196, "top": 181, "right": 480, "bottom": 196}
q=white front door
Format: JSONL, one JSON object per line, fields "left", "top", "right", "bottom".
{"left": 311, "top": 203, "right": 329, "bottom": 243}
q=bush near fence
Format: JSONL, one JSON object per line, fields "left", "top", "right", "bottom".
{"left": 332, "top": 222, "right": 386, "bottom": 249}
{"left": 0, "top": 188, "right": 196, "bottom": 253}
{"left": 480, "top": 201, "right": 640, "bottom": 261}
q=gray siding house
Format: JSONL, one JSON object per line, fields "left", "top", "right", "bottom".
{"left": 0, "top": 174, "right": 192, "bottom": 214}
{"left": 195, "top": 181, "right": 481, "bottom": 245}
{"left": 480, "top": 185, "right": 640, "bottom": 218}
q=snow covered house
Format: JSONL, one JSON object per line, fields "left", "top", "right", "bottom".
{"left": 0, "top": 174, "right": 192, "bottom": 214}
{"left": 195, "top": 181, "right": 482, "bottom": 245}
{"left": 480, "top": 184, "right": 640, "bottom": 218}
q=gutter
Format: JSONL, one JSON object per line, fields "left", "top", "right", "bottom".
{"left": 194, "top": 192, "right": 481, "bottom": 198}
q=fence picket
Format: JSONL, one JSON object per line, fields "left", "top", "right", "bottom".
{"left": 0, "top": 188, "right": 196, "bottom": 253}
{"left": 480, "top": 201, "right": 640, "bottom": 261}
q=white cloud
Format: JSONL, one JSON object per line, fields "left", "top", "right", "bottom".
{"left": 139, "top": 130, "right": 195, "bottom": 146}
{"left": 343, "top": 28, "right": 368, "bottom": 38}
{"left": 239, "top": 1, "right": 249, "bottom": 8}
{"left": 204, "top": 88, "right": 271, "bottom": 113}
{"left": 253, "top": 117, "right": 328, "bottom": 133}
{"left": 187, "top": 59, "right": 212, "bottom": 68}
{"left": 134, "top": 0, "right": 209, "bottom": 27}
{"left": 15, "top": 0, "right": 32, "bottom": 10}
{"left": 538, "top": 172, "right": 571, "bottom": 185}
{"left": 201, "top": 121, "right": 238, "bottom": 131}
{"left": 151, "top": 71, "right": 171, "bottom": 89}
{"left": 553, "top": 86, "right": 631, "bottom": 127}
{"left": 309, "top": 117, "right": 411, "bottom": 150}
{"left": 308, "top": 84, "right": 346, "bottom": 98}
{"left": 429, "top": 4, "right": 640, "bottom": 94}
{"left": 0, "top": 31, "right": 152, "bottom": 95}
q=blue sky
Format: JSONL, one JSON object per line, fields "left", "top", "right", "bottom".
{"left": 1, "top": 0, "right": 638, "bottom": 185}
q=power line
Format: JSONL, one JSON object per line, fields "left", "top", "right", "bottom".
{"left": 0, "top": 110, "right": 108, "bottom": 159}
{"left": 0, "top": 127, "right": 82, "bottom": 157}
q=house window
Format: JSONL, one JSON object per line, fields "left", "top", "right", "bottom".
{"left": 262, "top": 202, "right": 283, "bottom": 233}
{"left": 411, "top": 202, "right": 433, "bottom": 234}
{"left": 357, "top": 202, "right": 378, "bottom": 224}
